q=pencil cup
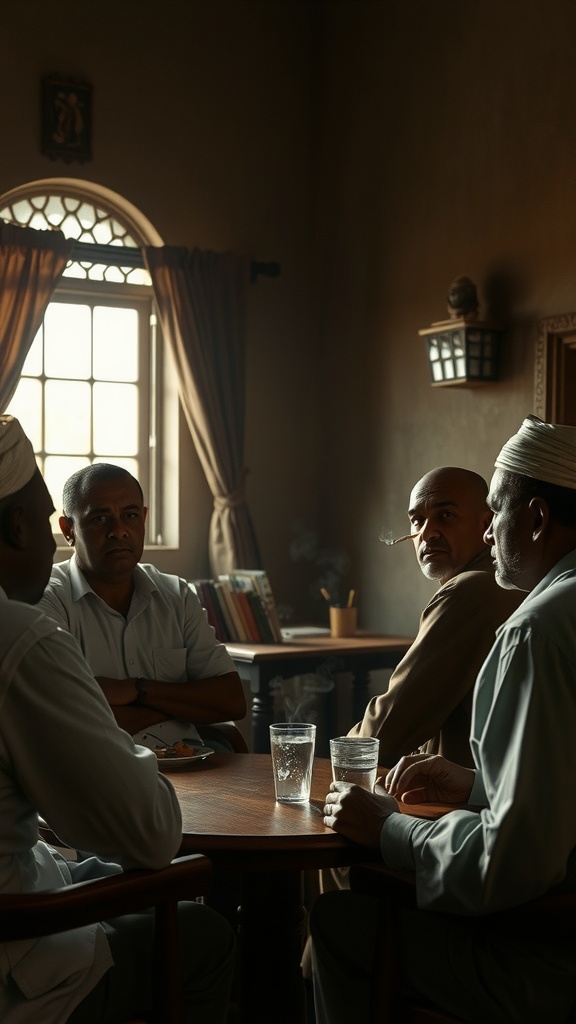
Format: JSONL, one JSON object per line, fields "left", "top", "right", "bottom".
{"left": 329, "top": 606, "right": 357, "bottom": 638}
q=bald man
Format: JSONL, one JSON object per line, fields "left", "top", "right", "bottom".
{"left": 349, "top": 467, "right": 523, "bottom": 767}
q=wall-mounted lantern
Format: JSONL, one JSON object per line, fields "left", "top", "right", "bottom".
{"left": 419, "top": 276, "right": 503, "bottom": 387}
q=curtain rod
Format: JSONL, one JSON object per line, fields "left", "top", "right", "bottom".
{"left": 70, "top": 241, "right": 280, "bottom": 282}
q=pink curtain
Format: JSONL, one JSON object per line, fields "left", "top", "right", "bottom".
{"left": 144, "top": 245, "right": 262, "bottom": 575}
{"left": 0, "top": 223, "right": 74, "bottom": 411}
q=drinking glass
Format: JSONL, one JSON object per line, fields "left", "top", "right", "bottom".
{"left": 269, "top": 723, "right": 316, "bottom": 803}
{"left": 330, "top": 736, "right": 380, "bottom": 791}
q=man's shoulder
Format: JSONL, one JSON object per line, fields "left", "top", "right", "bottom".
{"left": 503, "top": 566, "right": 576, "bottom": 638}
{"left": 43, "top": 559, "right": 74, "bottom": 597}
{"left": 446, "top": 568, "right": 503, "bottom": 594}
{"left": 137, "top": 563, "right": 189, "bottom": 599}
{"left": 38, "top": 560, "right": 74, "bottom": 618}
{"left": 437, "top": 567, "right": 524, "bottom": 612}
{"left": 0, "top": 594, "right": 60, "bottom": 653}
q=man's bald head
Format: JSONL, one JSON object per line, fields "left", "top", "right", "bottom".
{"left": 408, "top": 467, "right": 492, "bottom": 585}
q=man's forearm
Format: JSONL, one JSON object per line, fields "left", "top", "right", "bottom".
{"left": 99, "top": 671, "right": 246, "bottom": 724}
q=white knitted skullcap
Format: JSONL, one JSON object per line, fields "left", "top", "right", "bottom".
{"left": 494, "top": 414, "right": 576, "bottom": 490}
{"left": 0, "top": 416, "right": 37, "bottom": 500}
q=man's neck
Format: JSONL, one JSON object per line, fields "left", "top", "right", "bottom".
{"left": 81, "top": 569, "right": 135, "bottom": 617}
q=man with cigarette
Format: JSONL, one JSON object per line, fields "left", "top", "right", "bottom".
{"left": 312, "top": 415, "right": 576, "bottom": 1023}
{"left": 301, "top": 466, "right": 523, "bottom": 983}
{"left": 349, "top": 465, "right": 523, "bottom": 766}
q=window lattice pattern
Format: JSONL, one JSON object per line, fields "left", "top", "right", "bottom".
{"left": 0, "top": 194, "right": 151, "bottom": 285}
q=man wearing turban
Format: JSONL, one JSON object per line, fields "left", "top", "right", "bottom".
{"left": 0, "top": 417, "right": 234, "bottom": 1023}
{"left": 311, "top": 415, "right": 576, "bottom": 1024}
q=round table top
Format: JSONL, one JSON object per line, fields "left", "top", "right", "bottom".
{"left": 165, "top": 752, "right": 378, "bottom": 870}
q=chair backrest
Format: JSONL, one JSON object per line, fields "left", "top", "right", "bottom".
{"left": 0, "top": 853, "right": 211, "bottom": 1024}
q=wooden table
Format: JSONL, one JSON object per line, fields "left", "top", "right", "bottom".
{"left": 226, "top": 633, "right": 413, "bottom": 754}
{"left": 167, "top": 752, "right": 381, "bottom": 1024}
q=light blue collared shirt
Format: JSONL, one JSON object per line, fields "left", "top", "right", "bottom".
{"left": 39, "top": 556, "right": 235, "bottom": 746}
{"left": 381, "top": 549, "right": 576, "bottom": 917}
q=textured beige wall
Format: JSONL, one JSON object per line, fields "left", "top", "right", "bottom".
{"left": 316, "top": 0, "right": 576, "bottom": 634}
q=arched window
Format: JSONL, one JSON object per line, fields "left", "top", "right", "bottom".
{"left": 0, "top": 179, "right": 176, "bottom": 545}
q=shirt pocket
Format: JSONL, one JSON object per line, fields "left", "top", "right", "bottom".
{"left": 152, "top": 648, "right": 187, "bottom": 682}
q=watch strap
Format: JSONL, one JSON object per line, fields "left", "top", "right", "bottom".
{"left": 134, "top": 677, "right": 147, "bottom": 706}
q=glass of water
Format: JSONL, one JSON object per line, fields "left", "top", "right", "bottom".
{"left": 269, "top": 723, "right": 316, "bottom": 803}
{"left": 330, "top": 736, "right": 380, "bottom": 791}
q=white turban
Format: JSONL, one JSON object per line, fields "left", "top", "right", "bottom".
{"left": 494, "top": 414, "right": 576, "bottom": 490}
{"left": 0, "top": 416, "right": 37, "bottom": 500}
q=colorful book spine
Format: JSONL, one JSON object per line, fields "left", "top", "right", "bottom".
{"left": 213, "top": 582, "right": 237, "bottom": 641}
{"left": 217, "top": 579, "right": 249, "bottom": 641}
{"left": 230, "top": 570, "right": 283, "bottom": 642}
{"left": 190, "top": 580, "right": 229, "bottom": 642}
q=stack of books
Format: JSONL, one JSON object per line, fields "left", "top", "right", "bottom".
{"left": 191, "top": 569, "right": 283, "bottom": 644}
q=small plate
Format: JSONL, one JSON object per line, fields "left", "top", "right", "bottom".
{"left": 156, "top": 746, "right": 215, "bottom": 770}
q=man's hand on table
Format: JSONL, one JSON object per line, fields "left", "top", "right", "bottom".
{"left": 384, "top": 753, "right": 474, "bottom": 806}
{"left": 323, "top": 780, "right": 399, "bottom": 847}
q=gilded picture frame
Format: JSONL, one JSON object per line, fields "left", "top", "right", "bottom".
{"left": 41, "top": 75, "right": 92, "bottom": 163}
{"left": 534, "top": 312, "right": 576, "bottom": 425}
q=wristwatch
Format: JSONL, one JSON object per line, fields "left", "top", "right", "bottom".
{"left": 134, "top": 677, "right": 148, "bottom": 706}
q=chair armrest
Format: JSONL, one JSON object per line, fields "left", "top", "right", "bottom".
{"left": 199, "top": 721, "right": 249, "bottom": 752}
{"left": 0, "top": 853, "right": 211, "bottom": 941}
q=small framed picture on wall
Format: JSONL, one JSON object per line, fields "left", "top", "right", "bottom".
{"left": 41, "top": 75, "right": 92, "bottom": 163}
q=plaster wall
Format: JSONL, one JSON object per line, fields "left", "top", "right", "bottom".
{"left": 316, "top": 0, "right": 576, "bottom": 635}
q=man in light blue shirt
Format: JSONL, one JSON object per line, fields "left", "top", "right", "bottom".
{"left": 40, "top": 463, "right": 246, "bottom": 752}
{"left": 312, "top": 415, "right": 576, "bottom": 1024}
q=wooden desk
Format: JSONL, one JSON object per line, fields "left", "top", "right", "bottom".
{"left": 168, "top": 752, "right": 380, "bottom": 1024}
{"left": 226, "top": 633, "right": 413, "bottom": 754}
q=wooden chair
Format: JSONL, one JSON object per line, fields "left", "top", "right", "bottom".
{"left": 0, "top": 851, "right": 212, "bottom": 1024}
{"left": 350, "top": 862, "right": 576, "bottom": 1024}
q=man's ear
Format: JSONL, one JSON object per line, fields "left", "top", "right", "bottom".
{"left": 529, "top": 497, "right": 548, "bottom": 539}
{"left": 0, "top": 503, "right": 27, "bottom": 551}
{"left": 59, "top": 515, "right": 74, "bottom": 545}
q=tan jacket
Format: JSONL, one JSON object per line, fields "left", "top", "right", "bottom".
{"left": 348, "top": 550, "right": 524, "bottom": 767}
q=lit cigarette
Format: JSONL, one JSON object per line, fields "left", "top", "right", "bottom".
{"left": 320, "top": 587, "right": 331, "bottom": 602}
{"left": 384, "top": 533, "right": 414, "bottom": 546}
{"left": 347, "top": 589, "right": 355, "bottom": 607}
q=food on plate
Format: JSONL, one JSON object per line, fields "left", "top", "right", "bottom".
{"left": 155, "top": 741, "right": 199, "bottom": 759}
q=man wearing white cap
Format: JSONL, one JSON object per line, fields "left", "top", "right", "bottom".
{"left": 0, "top": 416, "right": 234, "bottom": 1023}
{"left": 311, "top": 415, "right": 576, "bottom": 1024}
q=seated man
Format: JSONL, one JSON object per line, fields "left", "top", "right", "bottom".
{"left": 39, "top": 463, "right": 246, "bottom": 753}
{"left": 312, "top": 415, "right": 576, "bottom": 1024}
{"left": 0, "top": 416, "right": 234, "bottom": 1023}
{"left": 349, "top": 466, "right": 523, "bottom": 767}
{"left": 302, "top": 466, "right": 522, "bottom": 980}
